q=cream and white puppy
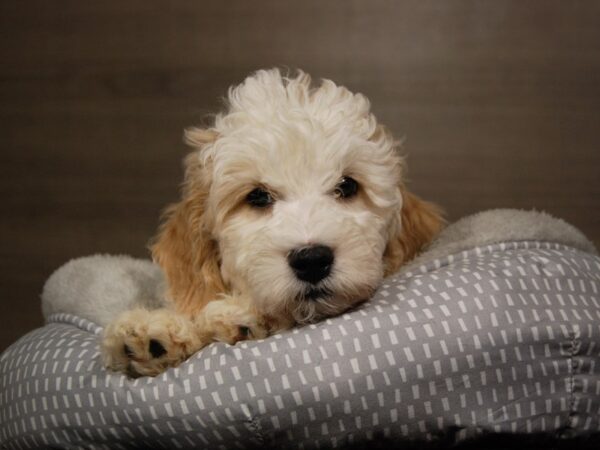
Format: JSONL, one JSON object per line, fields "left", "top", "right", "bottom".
{"left": 102, "top": 69, "right": 443, "bottom": 377}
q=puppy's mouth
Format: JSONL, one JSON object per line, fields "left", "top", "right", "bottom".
{"left": 297, "top": 286, "right": 333, "bottom": 302}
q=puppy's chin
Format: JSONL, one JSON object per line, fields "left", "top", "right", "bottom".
{"left": 296, "top": 286, "right": 333, "bottom": 302}
{"left": 287, "top": 285, "right": 374, "bottom": 325}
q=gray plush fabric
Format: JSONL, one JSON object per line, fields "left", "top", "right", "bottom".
{"left": 401, "top": 208, "right": 597, "bottom": 274}
{"left": 41, "top": 254, "right": 166, "bottom": 327}
{"left": 2, "top": 241, "right": 600, "bottom": 448}
{"left": 1, "top": 209, "right": 599, "bottom": 448}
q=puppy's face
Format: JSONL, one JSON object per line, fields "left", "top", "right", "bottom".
{"left": 153, "top": 70, "right": 443, "bottom": 324}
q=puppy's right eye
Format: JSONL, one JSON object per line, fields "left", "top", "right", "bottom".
{"left": 246, "top": 187, "right": 274, "bottom": 208}
{"left": 333, "top": 176, "right": 359, "bottom": 200}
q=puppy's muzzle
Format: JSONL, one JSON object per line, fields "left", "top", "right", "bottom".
{"left": 287, "top": 245, "right": 334, "bottom": 284}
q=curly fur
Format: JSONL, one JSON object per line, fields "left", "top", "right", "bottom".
{"left": 154, "top": 68, "right": 443, "bottom": 322}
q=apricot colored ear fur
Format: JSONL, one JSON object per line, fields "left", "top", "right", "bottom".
{"left": 383, "top": 188, "right": 445, "bottom": 275}
{"left": 150, "top": 132, "right": 225, "bottom": 316}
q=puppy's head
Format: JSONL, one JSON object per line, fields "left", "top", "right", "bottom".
{"left": 152, "top": 69, "right": 443, "bottom": 323}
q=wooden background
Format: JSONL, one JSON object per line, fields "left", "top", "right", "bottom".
{"left": 1, "top": 1, "right": 599, "bottom": 351}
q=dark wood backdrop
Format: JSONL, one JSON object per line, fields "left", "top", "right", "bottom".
{"left": 1, "top": 1, "right": 599, "bottom": 351}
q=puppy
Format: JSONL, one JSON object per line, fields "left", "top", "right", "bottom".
{"left": 102, "top": 69, "right": 443, "bottom": 377}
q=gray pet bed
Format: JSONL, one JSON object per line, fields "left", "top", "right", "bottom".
{"left": 1, "top": 210, "right": 599, "bottom": 449}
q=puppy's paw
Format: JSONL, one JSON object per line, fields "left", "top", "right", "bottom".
{"left": 198, "top": 299, "right": 269, "bottom": 345}
{"left": 102, "top": 308, "right": 204, "bottom": 377}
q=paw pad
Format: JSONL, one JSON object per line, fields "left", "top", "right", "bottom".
{"left": 238, "top": 326, "right": 251, "bottom": 338}
{"left": 122, "top": 340, "right": 167, "bottom": 360}
{"left": 149, "top": 339, "right": 167, "bottom": 358}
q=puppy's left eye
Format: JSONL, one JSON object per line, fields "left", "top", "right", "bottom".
{"left": 246, "top": 187, "right": 274, "bottom": 208}
{"left": 333, "top": 176, "right": 359, "bottom": 199}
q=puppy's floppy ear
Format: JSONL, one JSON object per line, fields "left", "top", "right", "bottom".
{"left": 150, "top": 129, "right": 225, "bottom": 316}
{"left": 383, "top": 186, "right": 445, "bottom": 276}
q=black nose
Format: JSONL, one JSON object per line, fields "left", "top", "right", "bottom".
{"left": 288, "top": 245, "right": 334, "bottom": 284}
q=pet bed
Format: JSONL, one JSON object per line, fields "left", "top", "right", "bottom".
{"left": 1, "top": 209, "right": 599, "bottom": 449}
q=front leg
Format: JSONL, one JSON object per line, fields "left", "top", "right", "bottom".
{"left": 102, "top": 295, "right": 290, "bottom": 377}
{"left": 102, "top": 308, "right": 206, "bottom": 377}
{"left": 195, "top": 294, "right": 272, "bottom": 344}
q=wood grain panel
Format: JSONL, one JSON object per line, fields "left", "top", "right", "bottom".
{"left": 1, "top": 0, "right": 599, "bottom": 351}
